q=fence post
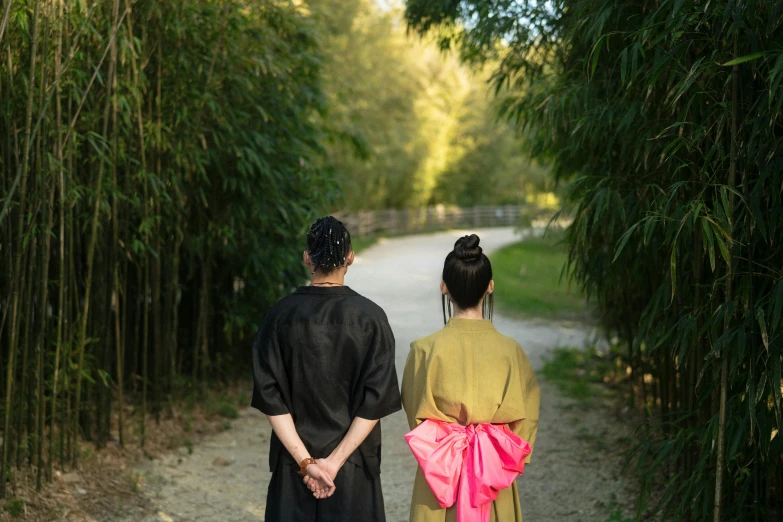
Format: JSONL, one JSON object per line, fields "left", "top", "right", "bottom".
{"left": 342, "top": 204, "right": 538, "bottom": 237}
{"left": 390, "top": 208, "right": 398, "bottom": 236}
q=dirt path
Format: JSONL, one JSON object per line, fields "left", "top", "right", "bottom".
{"left": 114, "top": 228, "right": 636, "bottom": 522}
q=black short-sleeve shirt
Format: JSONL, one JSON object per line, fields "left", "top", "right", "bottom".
{"left": 251, "top": 285, "right": 401, "bottom": 477}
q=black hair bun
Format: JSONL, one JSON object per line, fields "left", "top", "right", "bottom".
{"left": 453, "top": 234, "right": 482, "bottom": 262}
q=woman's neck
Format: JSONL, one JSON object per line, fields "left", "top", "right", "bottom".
{"left": 451, "top": 302, "right": 484, "bottom": 320}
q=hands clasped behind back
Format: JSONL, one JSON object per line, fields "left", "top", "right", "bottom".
{"left": 303, "top": 458, "right": 339, "bottom": 499}
{"left": 300, "top": 417, "right": 379, "bottom": 500}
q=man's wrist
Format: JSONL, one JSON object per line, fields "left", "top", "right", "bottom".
{"left": 327, "top": 450, "right": 347, "bottom": 469}
{"left": 293, "top": 449, "right": 312, "bottom": 464}
{"left": 297, "top": 457, "right": 318, "bottom": 477}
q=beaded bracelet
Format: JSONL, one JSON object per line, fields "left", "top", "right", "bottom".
{"left": 298, "top": 457, "right": 318, "bottom": 477}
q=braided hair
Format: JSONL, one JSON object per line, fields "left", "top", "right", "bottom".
{"left": 442, "top": 234, "right": 494, "bottom": 323}
{"left": 307, "top": 216, "right": 352, "bottom": 273}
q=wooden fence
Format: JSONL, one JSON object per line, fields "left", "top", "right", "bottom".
{"left": 338, "top": 204, "right": 555, "bottom": 238}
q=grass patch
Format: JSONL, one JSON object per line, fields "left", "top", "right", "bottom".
{"left": 542, "top": 347, "right": 615, "bottom": 403}
{"left": 206, "top": 395, "right": 240, "bottom": 419}
{"left": 3, "top": 498, "right": 25, "bottom": 518}
{"left": 351, "top": 236, "right": 379, "bottom": 255}
{"left": 237, "top": 392, "right": 250, "bottom": 406}
{"left": 603, "top": 493, "right": 634, "bottom": 522}
{"left": 491, "top": 234, "right": 587, "bottom": 320}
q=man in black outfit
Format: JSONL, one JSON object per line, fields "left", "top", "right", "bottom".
{"left": 252, "top": 216, "right": 401, "bottom": 522}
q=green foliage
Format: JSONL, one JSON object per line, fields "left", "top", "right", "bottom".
{"left": 3, "top": 498, "right": 25, "bottom": 518}
{"left": 0, "top": 0, "right": 332, "bottom": 490}
{"left": 208, "top": 398, "right": 240, "bottom": 420}
{"left": 349, "top": 236, "right": 379, "bottom": 255}
{"left": 541, "top": 347, "right": 610, "bottom": 402}
{"left": 603, "top": 493, "right": 634, "bottom": 522}
{"left": 431, "top": 74, "right": 554, "bottom": 207}
{"left": 311, "top": 0, "right": 430, "bottom": 209}
{"left": 310, "top": 0, "right": 545, "bottom": 210}
{"left": 491, "top": 235, "right": 587, "bottom": 319}
{"left": 406, "top": 0, "right": 783, "bottom": 520}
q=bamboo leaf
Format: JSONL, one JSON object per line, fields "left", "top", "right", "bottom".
{"left": 670, "top": 247, "right": 677, "bottom": 302}
{"left": 613, "top": 223, "right": 639, "bottom": 262}
{"left": 620, "top": 47, "right": 628, "bottom": 85}
{"left": 590, "top": 36, "right": 603, "bottom": 78}
{"left": 756, "top": 308, "right": 769, "bottom": 351}
{"left": 748, "top": 374, "right": 757, "bottom": 433}
{"left": 755, "top": 373, "right": 767, "bottom": 406}
{"left": 773, "top": 281, "right": 783, "bottom": 334}
{"left": 720, "top": 187, "right": 732, "bottom": 221}
{"left": 715, "top": 233, "right": 730, "bottom": 266}
{"left": 701, "top": 217, "right": 716, "bottom": 272}
{"left": 722, "top": 52, "right": 767, "bottom": 66}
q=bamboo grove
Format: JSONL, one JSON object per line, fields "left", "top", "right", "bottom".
{"left": 405, "top": 0, "right": 783, "bottom": 520}
{"left": 0, "top": 0, "right": 334, "bottom": 495}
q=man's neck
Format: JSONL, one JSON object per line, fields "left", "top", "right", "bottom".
{"left": 311, "top": 269, "right": 346, "bottom": 286}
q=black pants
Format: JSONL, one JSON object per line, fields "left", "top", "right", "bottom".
{"left": 265, "top": 458, "right": 386, "bottom": 522}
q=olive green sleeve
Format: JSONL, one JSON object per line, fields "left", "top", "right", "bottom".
{"left": 401, "top": 340, "right": 422, "bottom": 430}
{"left": 509, "top": 345, "right": 540, "bottom": 464}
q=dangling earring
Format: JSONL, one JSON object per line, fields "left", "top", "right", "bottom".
{"left": 442, "top": 294, "right": 452, "bottom": 325}
{"left": 482, "top": 293, "right": 494, "bottom": 322}
{"left": 442, "top": 294, "right": 447, "bottom": 325}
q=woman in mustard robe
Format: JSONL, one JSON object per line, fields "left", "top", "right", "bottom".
{"left": 401, "top": 234, "right": 540, "bottom": 522}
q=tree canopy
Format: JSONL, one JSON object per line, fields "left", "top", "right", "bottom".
{"left": 311, "top": 0, "right": 549, "bottom": 210}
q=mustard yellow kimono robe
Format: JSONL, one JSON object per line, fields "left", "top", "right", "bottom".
{"left": 401, "top": 317, "right": 540, "bottom": 522}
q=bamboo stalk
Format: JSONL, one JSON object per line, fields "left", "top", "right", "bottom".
{"left": 113, "top": 265, "right": 124, "bottom": 445}
{"left": 152, "top": 28, "right": 163, "bottom": 419}
{"left": 141, "top": 242, "right": 149, "bottom": 448}
{"left": 36, "top": 168, "right": 55, "bottom": 489}
{"left": 49, "top": 0, "right": 66, "bottom": 480}
{"left": 713, "top": 11, "right": 740, "bottom": 521}
{"left": 72, "top": 3, "right": 119, "bottom": 465}
{"left": 64, "top": 44, "right": 75, "bottom": 466}
{"left": 0, "top": 0, "right": 12, "bottom": 45}
{"left": 18, "top": 236, "right": 35, "bottom": 469}
{"left": 1, "top": 0, "right": 41, "bottom": 496}
{"left": 33, "top": 6, "right": 53, "bottom": 487}
{"left": 110, "top": 0, "right": 123, "bottom": 447}
{"left": 168, "top": 184, "right": 183, "bottom": 402}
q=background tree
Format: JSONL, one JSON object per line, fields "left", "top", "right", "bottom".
{"left": 0, "top": 0, "right": 332, "bottom": 494}
{"left": 310, "top": 0, "right": 548, "bottom": 210}
{"left": 431, "top": 68, "right": 553, "bottom": 207}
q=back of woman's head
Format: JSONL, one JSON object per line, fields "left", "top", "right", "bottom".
{"left": 442, "top": 234, "right": 492, "bottom": 309}
{"left": 307, "top": 216, "right": 352, "bottom": 273}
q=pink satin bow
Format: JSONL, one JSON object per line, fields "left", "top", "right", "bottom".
{"left": 405, "top": 419, "right": 532, "bottom": 522}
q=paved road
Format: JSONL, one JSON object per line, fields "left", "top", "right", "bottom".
{"left": 121, "top": 228, "right": 634, "bottom": 522}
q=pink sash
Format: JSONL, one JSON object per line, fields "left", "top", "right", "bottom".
{"left": 404, "top": 419, "right": 532, "bottom": 522}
